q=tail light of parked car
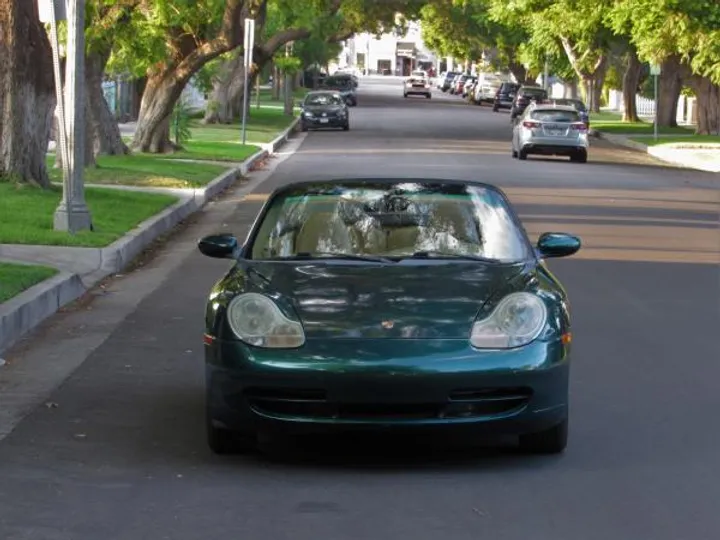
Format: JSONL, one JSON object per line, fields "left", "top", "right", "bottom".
{"left": 570, "top": 123, "right": 588, "bottom": 132}
{"left": 522, "top": 120, "right": 541, "bottom": 129}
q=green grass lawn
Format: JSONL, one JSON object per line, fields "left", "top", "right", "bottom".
{"left": 0, "top": 262, "right": 58, "bottom": 303}
{"left": 46, "top": 154, "right": 229, "bottom": 188}
{"left": 186, "top": 107, "right": 297, "bottom": 144}
{"left": 631, "top": 135, "right": 720, "bottom": 146}
{"left": 591, "top": 111, "right": 694, "bottom": 135}
{"left": 0, "top": 180, "right": 178, "bottom": 247}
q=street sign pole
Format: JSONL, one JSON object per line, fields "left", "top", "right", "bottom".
{"left": 241, "top": 18, "right": 255, "bottom": 145}
{"left": 650, "top": 63, "right": 661, "bottom": 142}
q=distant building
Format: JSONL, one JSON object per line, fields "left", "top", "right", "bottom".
{"left": 337, "top": 21, "right": 437, "bottom": 76}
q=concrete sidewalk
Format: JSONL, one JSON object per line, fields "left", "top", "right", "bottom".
{"left": 592, "top": 131, "right": 720, "bottom": 173}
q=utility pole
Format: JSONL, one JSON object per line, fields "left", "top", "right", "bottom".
{"left": 38, "top": 0, "right": 93, "bottom": 233}
{"left": 650, "top": 63, "right": 661, "bottom": 142}
{"left": 283, "top": 42, "right": 294, "bottom": 116}
{"left": 241, "top": 18, "right": 255, "bottom": 145}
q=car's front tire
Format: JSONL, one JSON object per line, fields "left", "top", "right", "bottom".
{"left": 492, "top": 104, "right": 499, "bottom": 112}
{"left": 300, "top": 122, "right": 308, "bottom": 132}
{"left": 425, "top": 93, "right": 431, "bottom": 99}
{"left": 343, "top": 122, "right": 350, "bottom": 131}
{"left": 518, "top": 148, "right": 528, "bottom": 160}
{"left": 518, "top": 418, "right": 568, "bottom": 454}
{"left": 403, "top": 93, "right": 408, "bottom": 98}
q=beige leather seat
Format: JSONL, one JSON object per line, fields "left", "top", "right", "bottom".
{"left": 294, "top": 213, "right": 358, "bottom": 254}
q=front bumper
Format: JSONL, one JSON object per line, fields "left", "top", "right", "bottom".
{"left": 206, "top": 338, "right": 570, "bottom": 436}
{"left": 302, "top": 116, "right": 347, "bottom": 128}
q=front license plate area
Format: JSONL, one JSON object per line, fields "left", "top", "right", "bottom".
{"left": 320, "top": 118, "right": 329, "bottom": 124}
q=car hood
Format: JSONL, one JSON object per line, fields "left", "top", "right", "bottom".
{"left": 237, "top": 262, "right": 530, "bottom": 339}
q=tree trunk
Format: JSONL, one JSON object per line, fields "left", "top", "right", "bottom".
{"left": 272, "top": 64, "right": 281, "bottom": 98}
{"left": 131, "top": 72, "right": 187, "bottom": 153}
{"left": 689, "top": 75, "right": 720, "bottom": 135}
{"left": 0, "top": 0, "right": 56, "bottom": 187}
{"left": 203, "top": 53, "right": 243, "bottom": 124}
{"left": 560, "top": 37, "right": 608, "bottom": 113}
{"left": 85, "top": 50, "right": 128, "bottom": 157}
{"left": 657, "top": 55, "right": 684, "bottom": 128}
{"left": 621, "top": 48, "right": 642, "bottom": 122}
{"left": 508, "top": 61, "right": 529, "bottom": 85}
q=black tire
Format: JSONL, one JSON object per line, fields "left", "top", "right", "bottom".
{"left": 512, "top": 147, "right": 518, "bottom": 158}
{"left": 518, "top": 148, "right": 528, "bottom": 160}
{"left": 403, "top": 93, "right": 408, "bottom": 98}
{"left": 343, "top": 122, "right": 349, "bottom": 131}
{"left": 570, "top": 150, "right": 588, "bottom": 163}
{"left": 518, "top": 418, "right": 568, "bottom": 454}
{"left": 492, "top": 105, "right": 499, "bottom": 112}
{"left": 300, "top": 123, "right": 308, "bottom": 132}
{"left": 426, "top": 93, "right": 431, "bottom": 99}
{"left": 207, "top": 414, "right": 257, "bottom": 455}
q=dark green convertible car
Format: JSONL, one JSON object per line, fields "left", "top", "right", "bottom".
{"left": 198, "top": 179, "right": 581, "bottom": 455}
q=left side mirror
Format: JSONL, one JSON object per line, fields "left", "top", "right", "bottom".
{"left": 198, "top": 234, "right": 239, "bottom": 259}
{"left": 537, "top": 232, "right": 581, "bottom": 258}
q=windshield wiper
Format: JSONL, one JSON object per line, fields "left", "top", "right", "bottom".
{"left": 278, "top": 252, "right": 393, "bottom": 263}
{"left": 403, "top": 251, "right": 503, "bottom": 263}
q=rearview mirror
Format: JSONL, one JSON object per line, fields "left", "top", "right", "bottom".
{"left": 198, "top": 234, "right": 239, "bottom": 259}
{"left": 537, "top": 232, "right": 581, "bottom": 258}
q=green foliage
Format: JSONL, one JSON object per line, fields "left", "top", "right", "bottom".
{"left": 274, "top": 56, "right": 303, "bottom": 74}
{"left": 606, "top": 0, "right": 720, "bottom": 83}
{"left": 171, "top": 98, "right": 193, "bottom": 146}
{"left": 489, "top": 0, "right": 614, "bottom": 77}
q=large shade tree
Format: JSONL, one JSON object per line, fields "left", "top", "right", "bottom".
{"left": 0, "top": 0, "right": 56, "bottom": 186}
{"left": 607, "top": 0, "right": 720, "bottom": 133}
{"left": 489, "top": 0, "right": 614, "bottom": 112}
{"left": 421, "top": 0, "right": 534, "bottom": 83}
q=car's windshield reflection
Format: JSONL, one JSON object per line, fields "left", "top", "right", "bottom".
{"left": 248, "top": 182, "right": 529, "bottom": 263}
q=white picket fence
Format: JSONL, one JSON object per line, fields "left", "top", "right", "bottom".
{"left": 605, "top": 89, "right": 696, "bottom": 125}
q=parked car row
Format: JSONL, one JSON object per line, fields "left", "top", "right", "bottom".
{"left": 438, "top": 73, "right": 592, "bottom": 163}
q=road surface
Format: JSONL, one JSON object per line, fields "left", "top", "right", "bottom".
{"left": 1, "top": 76, "right": 719, "bottom": 540}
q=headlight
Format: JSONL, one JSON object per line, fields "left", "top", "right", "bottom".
{"left": 470, "top": 292, "right": 547, "bottom": 349}
{"left": 303, "top": 112, "right": 313, "bottom": 118}
{"left": 226, "top": 293, "right": 305, "bottom": 348}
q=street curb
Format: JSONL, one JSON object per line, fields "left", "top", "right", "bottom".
{"left": 592, "top": 130, "right": 720, "bottom": 173}
{"left": 260, "top": 116, "right": 301, "bottom": 154}
{"left": 0, "top": 123, "right": 298, "bottom": 355}
{"left": 0, "top": 271, "right": 85, "bottom": 356}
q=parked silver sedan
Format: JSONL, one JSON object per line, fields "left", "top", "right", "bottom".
{"left": 511, "top": 104, "right": 589, "bottom": 163}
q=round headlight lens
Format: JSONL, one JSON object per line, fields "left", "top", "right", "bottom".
{"left": 470, "top": 292, "right": 547, "bottom": 349}
{"left": 226, "top": 293, "right": 305, "bottom": 348}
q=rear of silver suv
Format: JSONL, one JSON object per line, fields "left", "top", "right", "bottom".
{"left": 511, "top": 104, "right": 589, "bottom": 163}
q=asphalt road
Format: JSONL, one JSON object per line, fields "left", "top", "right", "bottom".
{"left": 1, "top": 76, "right": 719, "bottom": 540}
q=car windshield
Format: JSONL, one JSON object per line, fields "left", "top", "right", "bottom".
{"left": 248, "top": 182, "right": 529, "bottom": 263}
{"left": 553, "top": 99, "right": 587, "bottom": 111}
{"left": 531, "top": 109, "right": 581, "bottom": 122}
{"left": 521, "top": 88, "right": 547, "bottom": 97}
{"left": 305, "top": 93, "right": 343, "bottom": 106}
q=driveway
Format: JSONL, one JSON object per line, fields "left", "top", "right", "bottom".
{"left": 1, "top": 76, "right": 719, "bottom": 540}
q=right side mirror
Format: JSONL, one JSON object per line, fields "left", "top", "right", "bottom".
{"left": 537, "top": 233, "right": 582, "bottom": 258}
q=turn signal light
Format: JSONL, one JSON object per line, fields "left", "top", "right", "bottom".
{"left": 561, "top": 332, "right": 572, "bottom": 345}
